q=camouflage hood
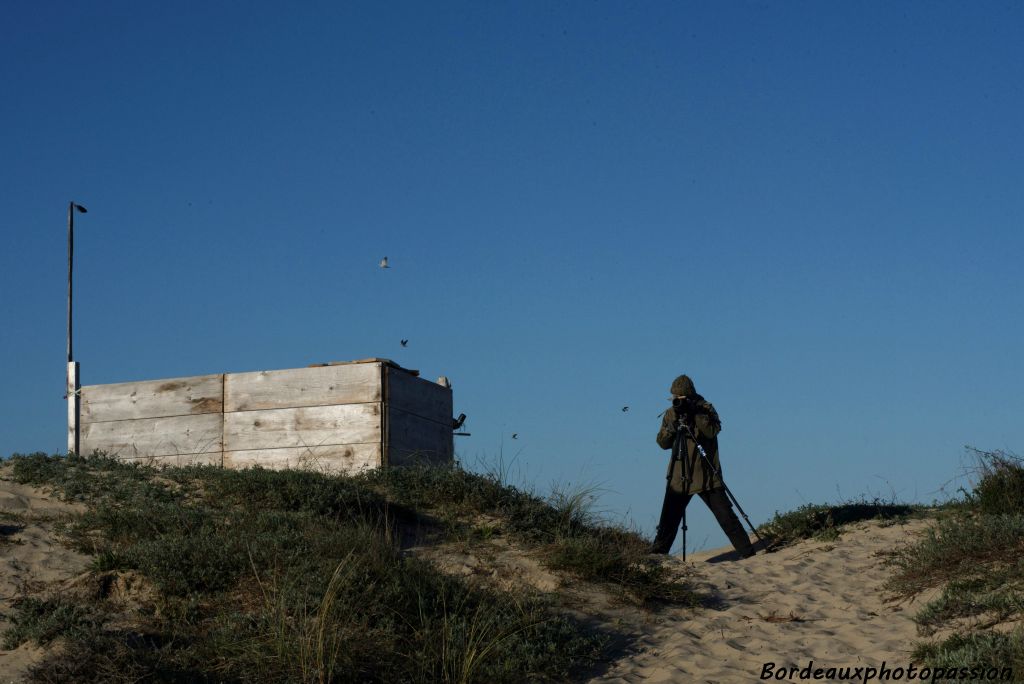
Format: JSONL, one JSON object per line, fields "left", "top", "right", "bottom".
{"left": 670, "top": 374, "right": 696, "bottom": 397}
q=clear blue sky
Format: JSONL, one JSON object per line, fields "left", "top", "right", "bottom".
{"left": 2, "top": 1, "right": 1022, "bottom": 552}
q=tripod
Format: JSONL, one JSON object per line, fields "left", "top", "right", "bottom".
{"left": 675, "top": 417, "right": 764, "bottom": 560}
{"left": 673, "top": 418, "right": 700, "bottom": 561}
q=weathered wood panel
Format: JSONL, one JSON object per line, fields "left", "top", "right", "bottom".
{"left": 115, "top": 453, "right": 223, "bottom": 468}
{"left": 223, "top": 403, "right": 381, "bottom": 452}
{"left": 387, "top": 407, "right": 453, "bottom": 466}
{"left": 77, "top": 360, "right": 450, "bottom": 472}
{"left": 387, "top": 368, "right": 452, "bottom": 426}
{"left": 224, "top": 444, "right": 381, "bottom": 474}
{"left": 81, "top": 374, "right": 223, "bottom": 423}
{"left": 225, "top": 364, "right": 381, "bottom": 412}
{"left": 80, "top": 414, "right": 223, "bottom": 459}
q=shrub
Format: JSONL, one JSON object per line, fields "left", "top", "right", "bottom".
{"left": 758, "top": 499, "right": 919, "bottom": 548}
{"left": 969, "top": 449, "right": 1024, "bottom": 517}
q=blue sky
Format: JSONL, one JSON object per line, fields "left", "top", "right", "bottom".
{"left": 2, "top": 1, "right": 1022, "bottom": 552}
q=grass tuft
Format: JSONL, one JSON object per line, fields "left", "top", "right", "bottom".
{"left": 911, "top": 630, "right": 1024, "bottom": 677}
{"left": 1, "top": 597, "right": 103, "bottom": 649}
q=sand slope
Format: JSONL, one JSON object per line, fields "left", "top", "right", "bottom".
{"left": 592, "top": 519, "right": 932, "bottom": 683}
{"left": 0, "top": 466, "right": 89, "bottom": 684}
{"left": 0, "top": 463, "right": 934, "bottom": 684}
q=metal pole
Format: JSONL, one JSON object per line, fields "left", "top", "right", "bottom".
{"left": 67, "top": 201, "right": 74, "bottom": 363}
{"left": 66, "top": 202, "right": 86, "bottom": 455}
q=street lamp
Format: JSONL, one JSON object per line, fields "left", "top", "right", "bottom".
{"left": 68, "top": 201, "right": 87, "bottom": 363}
{"left": 67, "top": 201, "right": 87, "bottom": 454}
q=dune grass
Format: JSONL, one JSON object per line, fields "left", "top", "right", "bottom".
{"left": 912, "top": 631, "right": 1024, "bottom": 680}
{"left": 3, "top": 451, "right": 697, "bottom": 683}
{"left": 0, "top": 510, "right": 24, "bottom": 547}
{"left": 1, "top": 596, "right": 102, "bottom": 651}
{"left": 745, "top": 449, "right": 1022, "bottom": 675}
{"left": 886, "top": 449, "right": 1024, "bottom": 675}
{"left": 756, "top": 498, "right": 925, "bottom": 548}
{"left": 355, "top": 463, "right": 696, "bottom": 605}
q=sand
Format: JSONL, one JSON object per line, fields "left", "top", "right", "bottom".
{"left": 0, "top": 465, "right": 89, "bottom": 684}
{"left": 0, "top": 463, "right": 936, "bottom": 684}
{"left": 592, "top": 518, "right": 933, "bottom": 683}
{"left": 411, "top": 514, "right": 936, "bottom": 683}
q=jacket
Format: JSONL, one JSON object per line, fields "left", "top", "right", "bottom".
{"left": 657, "top": 395, "right": 723, "bottom": 495}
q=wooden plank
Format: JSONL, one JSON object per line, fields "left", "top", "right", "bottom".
{"left": 67, "top": 361, "right": 79, "bottom": 454}
{"left": 80, "top": 413, "right": 223, "bottom": 459}
{"left": 387, "top": 407, "right": 454, "bottom": 467}
{"left": 311, "top": 358, "right": 419, "bottom": 376}
{"left": 225, "top": 364, "right": 381, "bottom": 412}
{"left": 116, "top": 453, "right": 223, "bottom": 468}
{"left": 310, "top": 357, "right": 392, "bottom": 367}
{"left": 223, "top": 403, "right": 381, "bottom": 452}
{"left": 224, "top": 444, "right": 381, "bottom": 474}
{"left": 387, "top": 368, "right": 452, "bottom": 426}
{"left": 81, "top": 374, "right": 224, "bottom": 423}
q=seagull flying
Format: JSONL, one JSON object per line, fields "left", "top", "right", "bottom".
{"left": 400, "top": 339, "right": 408, "bottom": 347}
{"left": 622, "top": 406, "right": 629, "bottom": 412}
{"left": 379, "top": 256, "right": 390, "bottom": 269}
{"left": 511, "top": 433, "right": 518, "bottom": 440}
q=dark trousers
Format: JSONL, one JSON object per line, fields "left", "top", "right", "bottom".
{"left": 652, "top": 485, "right": 753, "bottom": 556}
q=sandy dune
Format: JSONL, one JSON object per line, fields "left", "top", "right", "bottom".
{"left": 0, "top": 466, "right": 90, "bottom": 684}
{"left": 593, "top": 518, "right": 932, "bottom": 683}
{"left": 0, "top": 463, "right": 934, "bottom": 684}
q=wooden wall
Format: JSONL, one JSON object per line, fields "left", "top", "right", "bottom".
{"left": 385, "top": 366, "right": 454, "bottom": 466}
{"left": 222, "top": 364, "right": 383, "bottom": 473}
{"left": 79, "top": 374, "right": 224, "bottom": 467}
{"left": 77, "top": 360, "right": 453, "bottom": 474}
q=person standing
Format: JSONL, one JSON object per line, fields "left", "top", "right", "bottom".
{"left": 649, "top": 374, "right": 754, "bottom": 558}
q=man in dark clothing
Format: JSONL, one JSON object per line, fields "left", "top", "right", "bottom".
{"left": 649, "top": 374, "right": 755, "bottom": 558}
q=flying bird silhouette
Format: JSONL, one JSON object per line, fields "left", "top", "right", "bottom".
{"left": 379, "top": 256, "right": 389, "bottom": 269}
{"left": 621, "top": 406, "right": 629, "bottom": 412}
{"left": 511, "top": 433, "right": 518, "bottom": 439}
{"left": 400, "top": 339, "right": 408, "bottom": 347}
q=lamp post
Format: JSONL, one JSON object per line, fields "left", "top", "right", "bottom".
{"left": 68, "top": 202, "right": 87, "bottom": 363}
{"left": 67, "top": 201, "right": 87, "bottom": 454}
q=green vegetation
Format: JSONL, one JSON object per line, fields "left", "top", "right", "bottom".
{"left": 747, "top": 450, "right": 1023, "bottom": 675}
{"left": 1, "top": 597, "right": 103, "bottom": 650}
{"left": 356, "top": 464, "right": 696, "bottom": 605}
{"left": 912, "top": 632, "right": 1024, "bottom": 678}
{"left": 887, "top": 449, "right": 1024, "bottom": 676}
{"left": 757, "top": 498, "right": 923, "bottom": 547}
{"left": 965, "top": 448, "right": 1024, "bottom": 517}
{"left": 3, "top": 452, "right": 697, "bottom": 683}
{"left": 0, "top": 510, "right": 24, "bottom": 546}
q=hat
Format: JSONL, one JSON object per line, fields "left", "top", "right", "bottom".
{"left": 670, "top": 374, "right": 696, "bottom": 397}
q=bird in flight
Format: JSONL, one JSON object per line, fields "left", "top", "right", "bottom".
{"left": 511, "top": 433, "right": 518, "bottom": 439}
{"left": 400, "top": 339, "right": 408, "bottom": 347}
{"left": 379, "top": 256, "right": 390, "bottom": 269}
{"left": 621, "top": 406, "right": 629, "bottom": 412}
